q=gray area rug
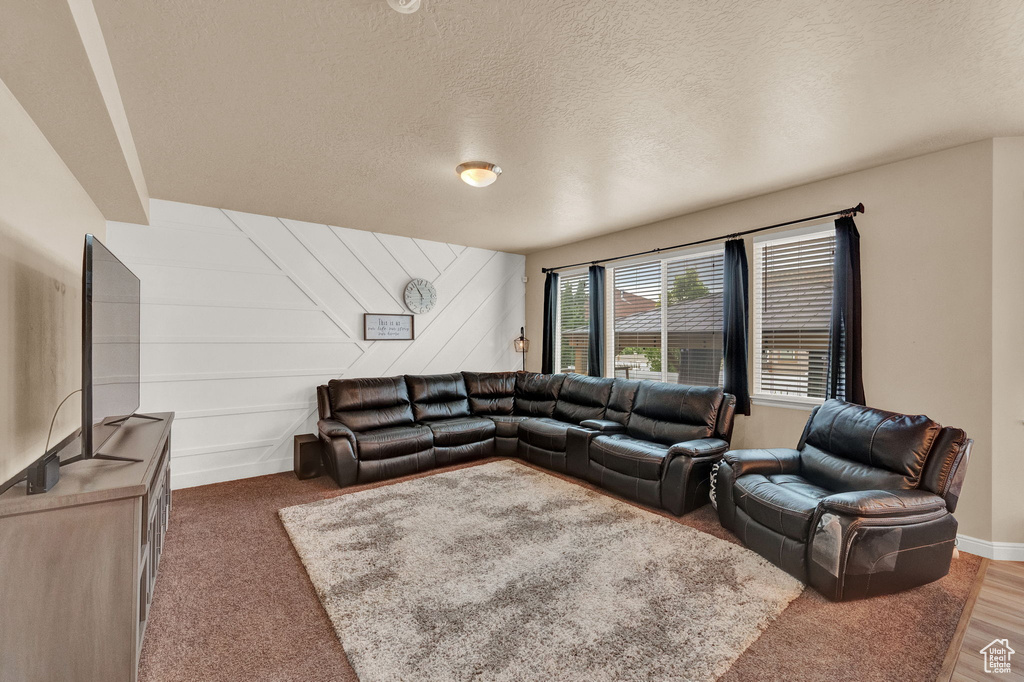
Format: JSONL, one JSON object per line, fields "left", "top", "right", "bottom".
{"left": 280, "top": 460, "right": 803, "bottom": 681}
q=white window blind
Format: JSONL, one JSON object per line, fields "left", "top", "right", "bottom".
{"left": 753, "top": 229, "right": 835, "bottom": 400}
{"left": 666, "top": 253, "right": 723, "bottom": 387}
{"left": 610, "top": 249, "right": 724, "bottom": 386}
{"left": 557, "top": 272, "right": 589, "bottom": 374}
{"left": 612, "top": 261, "right": 662, "bottom": 382}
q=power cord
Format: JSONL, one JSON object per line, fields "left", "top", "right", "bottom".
{"left": 44, "top": 388, "right": 82, "bottom": 454}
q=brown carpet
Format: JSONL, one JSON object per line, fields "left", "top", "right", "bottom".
{"left": 139, "top": 458, "right": 982, "bottom": 682}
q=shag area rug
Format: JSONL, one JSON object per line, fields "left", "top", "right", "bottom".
{"left": 279, "top": 460, "right": 803, "bottom": 681}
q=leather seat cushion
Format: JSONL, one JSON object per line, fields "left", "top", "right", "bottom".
{"left": 354, "top": 425, "right": 433, "bottom": 461}
{"left": 518, "top": 417, "right": 574, "bottom": 452}
{"left": 428, "top": 417, "right": 496, "bottom": 447}
{"left": 590, "top": 434, "right": 668, "bottom": 481}
{"left": 488, "top": 414, "right": 529, "bottom": 438}
{"left": 734, "top": 473, "right": 831, "bottom": 541}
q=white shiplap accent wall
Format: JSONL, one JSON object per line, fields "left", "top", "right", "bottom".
{"left": 107, "top": 199, "right": 525, "bottom": 489}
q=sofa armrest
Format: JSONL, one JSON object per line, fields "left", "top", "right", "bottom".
{"left": 579, "top": 419, "right": 626, "bottom": 433}
{"left": 317, "top": 419, "right": 358, "bottom": 488}
{"left": 722, "top": 448, "right": 801, "bottom": 478}
{"left": 318, "top": 418, "right": 356, "bottom": 444}
{"left": 819, "top": 489, "right": 948, "bottom": 518}
{"left": 668, "top": 438, "right": 729, "bottom": 459}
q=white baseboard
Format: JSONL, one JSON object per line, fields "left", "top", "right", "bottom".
{"left": 171, "top": 457, "right": 292, "bottom": 490}
{"left": 957, "top": 534, "right": 1024, "bottom": 561}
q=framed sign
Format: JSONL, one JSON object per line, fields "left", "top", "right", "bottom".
{"left": 364, "top": 313, "right": 415, "bottom": 340}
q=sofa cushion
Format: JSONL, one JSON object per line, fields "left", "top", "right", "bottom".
{"left": 605, "top": 378, "right": 640, "bottom": 425}
{"left": 591, "top": 434, "right": 669, "bottom": 481}
{"left": 427, "top": 417, "right": 496, "bottom": 447}
{"left": 406, "top": 373, "right": 471, "bottom": 422}
{"left": 488, "top": 414, "right": 529, "bottom": 438}
{"left": 627, "top": 382, "right": 723, "bottom": 445}
{"left": 553, "top": 374, "right": 615, "bottom": 424}
{"left": 801, "top": 399, "right": 940, "bottom": 491}
{"left": 353, "top": 425, "right": 433, "bottom": 461}
{"left": 734, "top": 473, "right": 831, "bottom": 540}
{"left": 518, "top": 417, "right": 574, "bottom": 452}
{"left": 514, "top": 372, "right": 565, "bottom": 417}
{"left": 328, "top": 376, "right": 414, "bottom": 431}
{"left": 462, "top": 371, "right": 516, "bottom": 415}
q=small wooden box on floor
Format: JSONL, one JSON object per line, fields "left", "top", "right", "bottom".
{"left": 0, "top": 414, "right": 174, "bottom": 682}
{"left": 294, "top": 433, "right": 322, "bottom": 480}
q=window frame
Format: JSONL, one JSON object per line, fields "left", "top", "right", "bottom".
{"left": 605, "top": 242, "right": 725, "bottom": 384}
{"left": 751, "top": 223, "right": 835, "bottom": 409}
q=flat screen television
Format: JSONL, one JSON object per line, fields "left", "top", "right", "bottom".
{"left": 77, "top": 234, "right": 146, "bottom": 462}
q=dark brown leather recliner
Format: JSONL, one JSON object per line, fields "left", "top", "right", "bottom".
{"left": 317, "top": 375, "right": 434, "bottom": 487}
{"left": 715, "top": 399, "right": 972, "bottom": 601}
{"left": 516, "top": 373, "right": 614, "bottom": 476}
{"left": 584, "top": 382, "right": 737, "bottom": 516}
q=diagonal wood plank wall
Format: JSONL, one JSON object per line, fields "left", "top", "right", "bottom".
{"left": 108, "top": 200, "right": 525, "bottom": 488}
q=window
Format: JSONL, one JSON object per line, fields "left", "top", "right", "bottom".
{"left": 753, "top": 226, "right": 835, "bottom": 402}
{"left": 556, "top": 271, "right": 589, "bottom": 374}
{"left": 609, "top": 248, "right": 724, "bottom": 386}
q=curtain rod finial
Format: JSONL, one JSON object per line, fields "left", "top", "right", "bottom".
{"left": 855, "top": 203, "right": 865, "bottom": 214}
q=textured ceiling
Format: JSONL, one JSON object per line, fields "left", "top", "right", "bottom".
{"left": 94, "top": 0, "right": 1024, "bottom": 253}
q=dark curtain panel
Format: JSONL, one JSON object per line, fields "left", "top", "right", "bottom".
{"left": 541, "top": 271, "right": 559, "bottom": 374}
{"left": 722, "top": 239, "right": 751, "bottom": 415}
{"left": 587, "top": 265, "right": 606, "bottom": 377}
{"left": 827, "top": 216, "right": 865, "bottom": 404}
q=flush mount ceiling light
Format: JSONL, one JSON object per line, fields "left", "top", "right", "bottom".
{"left": 456, "top": 161, "right": 502, "bottom": 188}
{"left": 386, "top": 0, "right": 420, "bottom": 13}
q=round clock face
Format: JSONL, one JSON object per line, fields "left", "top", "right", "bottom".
{"left": 404, "top": 278, "right": 437, "bottom": 314}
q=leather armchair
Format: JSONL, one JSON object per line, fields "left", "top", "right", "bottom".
{"left": 717, "top": 399, "right": 973, "bottom": 601}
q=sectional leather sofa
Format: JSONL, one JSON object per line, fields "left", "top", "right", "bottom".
{"left": 316, "top": 371, "right": 737, "bottom": 516}
{"left": 716, "top": 399, "right": 973, "bottom": 601}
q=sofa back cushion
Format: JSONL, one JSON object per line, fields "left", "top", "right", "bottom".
{"left": 627, "top": 382, "right": 723, "bottom": 445}
{"left": 799, "top": 399, "right": 940, "bottom": 492}
{"left": 328, "top": 376, "right": 414, "bottom": 431}
{"left": 462, "top": 371, "right": 515, "bottom": 415}
{"left": 605, "top": 379, "right": 640, "bottom": 425}
{"left": 406, "top": 373, "right": 471, "bottom": 422}
{"left": 514, "top": 372, "right": 565, "bottom": 417}
{"left": 553, "top": 374, "right": 615, "bottom": 424}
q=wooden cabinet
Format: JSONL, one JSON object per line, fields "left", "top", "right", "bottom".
{"left": 0, "top": 413, "right": 174, "bottom": 682}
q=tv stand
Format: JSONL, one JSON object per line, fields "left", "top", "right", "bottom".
{"left": 107, "top": 413, "right": 165, "bottom": 426}
{"left": 0, "top": 412, "right": 174, "bottom": 682}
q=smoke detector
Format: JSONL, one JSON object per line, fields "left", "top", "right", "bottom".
{"left": 387, "top": 0, "right": 420, "bottom": 13}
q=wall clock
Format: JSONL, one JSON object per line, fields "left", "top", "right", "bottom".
{"left": 404, "top": 278, "right": 437, "bottom": 314}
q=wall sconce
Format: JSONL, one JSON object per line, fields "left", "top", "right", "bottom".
{"left": 513, "top": 327, "right": 529, "bottom": 371}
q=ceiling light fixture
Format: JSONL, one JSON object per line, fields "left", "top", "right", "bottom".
{"left": 386, "top": 0, "right": 420, "bottom": 13}
{"left": 456, "top": 161, "right": 502, "bottom": 188}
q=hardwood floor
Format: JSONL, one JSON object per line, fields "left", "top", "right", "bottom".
{"left": 940, "top": 559, "right": 1024, "bottom": 681}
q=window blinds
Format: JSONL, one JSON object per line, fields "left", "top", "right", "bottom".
{"left": 612, "top": 261, "right": 662, "bottom": 382}
{"left": 557, "top": 272, "right": 589, "bottom": 374}
{"left": 754, "top": 231, "right": 835, "bottom": 399}
{"left": 666, "top": 252, "right": 724, "bottom": 387}
{"left": 610, "top": 251, "right": 724, "bottom": 386}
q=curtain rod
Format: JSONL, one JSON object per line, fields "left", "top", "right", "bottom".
{"left": 541, "top": 203, "right": 865, "bottom": 274}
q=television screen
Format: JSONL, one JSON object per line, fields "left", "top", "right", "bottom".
{"left": 82, "top": 235, "right": 141, "bottom": 458}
